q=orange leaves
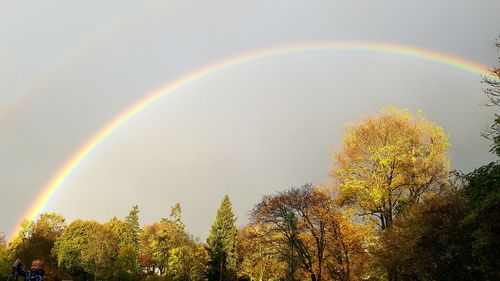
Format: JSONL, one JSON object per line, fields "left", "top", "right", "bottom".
{"left": 250, "top": 184, "right": 364, "bottom": 280}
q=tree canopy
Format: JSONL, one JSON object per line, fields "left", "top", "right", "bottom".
{"left": 332, "top": 106, "right": 450, "bottom": 230}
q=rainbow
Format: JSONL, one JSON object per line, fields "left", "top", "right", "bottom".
{"left": 0, "top": 2, "right": 159, "bottom": 126}
{"left": 9, "top": 41, "right": 498, "bottom": 240}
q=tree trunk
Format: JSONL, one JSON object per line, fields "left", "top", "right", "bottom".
{"left": 388, "top": 268, "right": 399, "bottom": 281}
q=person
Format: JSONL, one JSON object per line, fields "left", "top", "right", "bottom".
{"left": 11, "top": 259, "right": 45, "bottom": 281}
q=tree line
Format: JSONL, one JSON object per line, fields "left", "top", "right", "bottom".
{"left": 0, "top": 42, "right": 498, "bottom": 281}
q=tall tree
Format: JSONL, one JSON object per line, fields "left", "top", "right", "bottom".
{"left": 331, "top": 107, "right": 450, "bottom": 281}
{"left": 332, "top": 106, "right": 450, "bottom": 230}
{"left": 125, "top": 205, "right": 141, "bottom": 247}
{"left": 206, "top": 195, "right": 238, "bottom": 281}
{"left": 465, "top": 37, "right": 500, "bottom": 279}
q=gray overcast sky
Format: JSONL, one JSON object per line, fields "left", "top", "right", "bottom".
{"left": 1, "top": 1, "right": 499, "bottom": 240}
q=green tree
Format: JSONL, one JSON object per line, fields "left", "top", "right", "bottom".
{"left": 53, "top": 220, "right": 118, "bottom": 280}
{"left": 105, "top": 217, "right": 141, "bottom": 280}
{"left": 206, "top": 195, "right": 238, "bottom": 281}
{"left": 463, "top": 37, "right": 500, "bottom": 279}
{"left": 102, "top": 205, "right": 141, "bottom": 280}
{"left": 125, "top": 205, "right": 141, "bottom": 247}
{"left": 464, "top": 162, "right": 500, "bottom": 280}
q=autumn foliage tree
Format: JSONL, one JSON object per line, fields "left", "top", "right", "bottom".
{"left": 237, "top": 224, "right": 287, "bottom": 281}
{"left": 252, "top": 184, "right": 364, "bottom": 281}
{"left": 332, "top": 106, "right": 450, "bottom": 230}
{"left": 378, "top": 183, "right": 473, "bottom": 281}
{"left": 323, "top": 206, "right": 371, "bottom": 281}
{"left": 105, "top": 217, "right": 141, "bottom": 280}
{"left": 139, "top": 204, "right": 190, "bottom": 277}
{"left": 0, "top": 235, "right": 10, "bottom": 280}
{"left": 166, "top": 239, "right": 208, "bottom": 281}
{"left": 52, "top": 220, "right": 119, "bottom": 280}
{"left": 7, "top": 213, "right": 66, "bottom": 280}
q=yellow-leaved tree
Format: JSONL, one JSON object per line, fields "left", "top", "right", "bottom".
{"left": 332, "top": 106, "right": 450, "bottom": 230}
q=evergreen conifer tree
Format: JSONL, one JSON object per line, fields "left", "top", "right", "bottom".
{"left": 125, "top": 205, "right": 140, "bottom": 247}
{"left": 206, "top": 195, "right": 238, "bottom": 281}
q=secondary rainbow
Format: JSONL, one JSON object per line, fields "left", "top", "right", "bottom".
{"left": 10, "top": 41, "right": 498, "bottom": 239}
{"left": 0, "top": 2, "right": 160, "bottom": 125}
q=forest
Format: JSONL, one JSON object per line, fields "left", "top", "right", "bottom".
{"left": 0, "top": 45, "right": 498, "bottom": 281}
